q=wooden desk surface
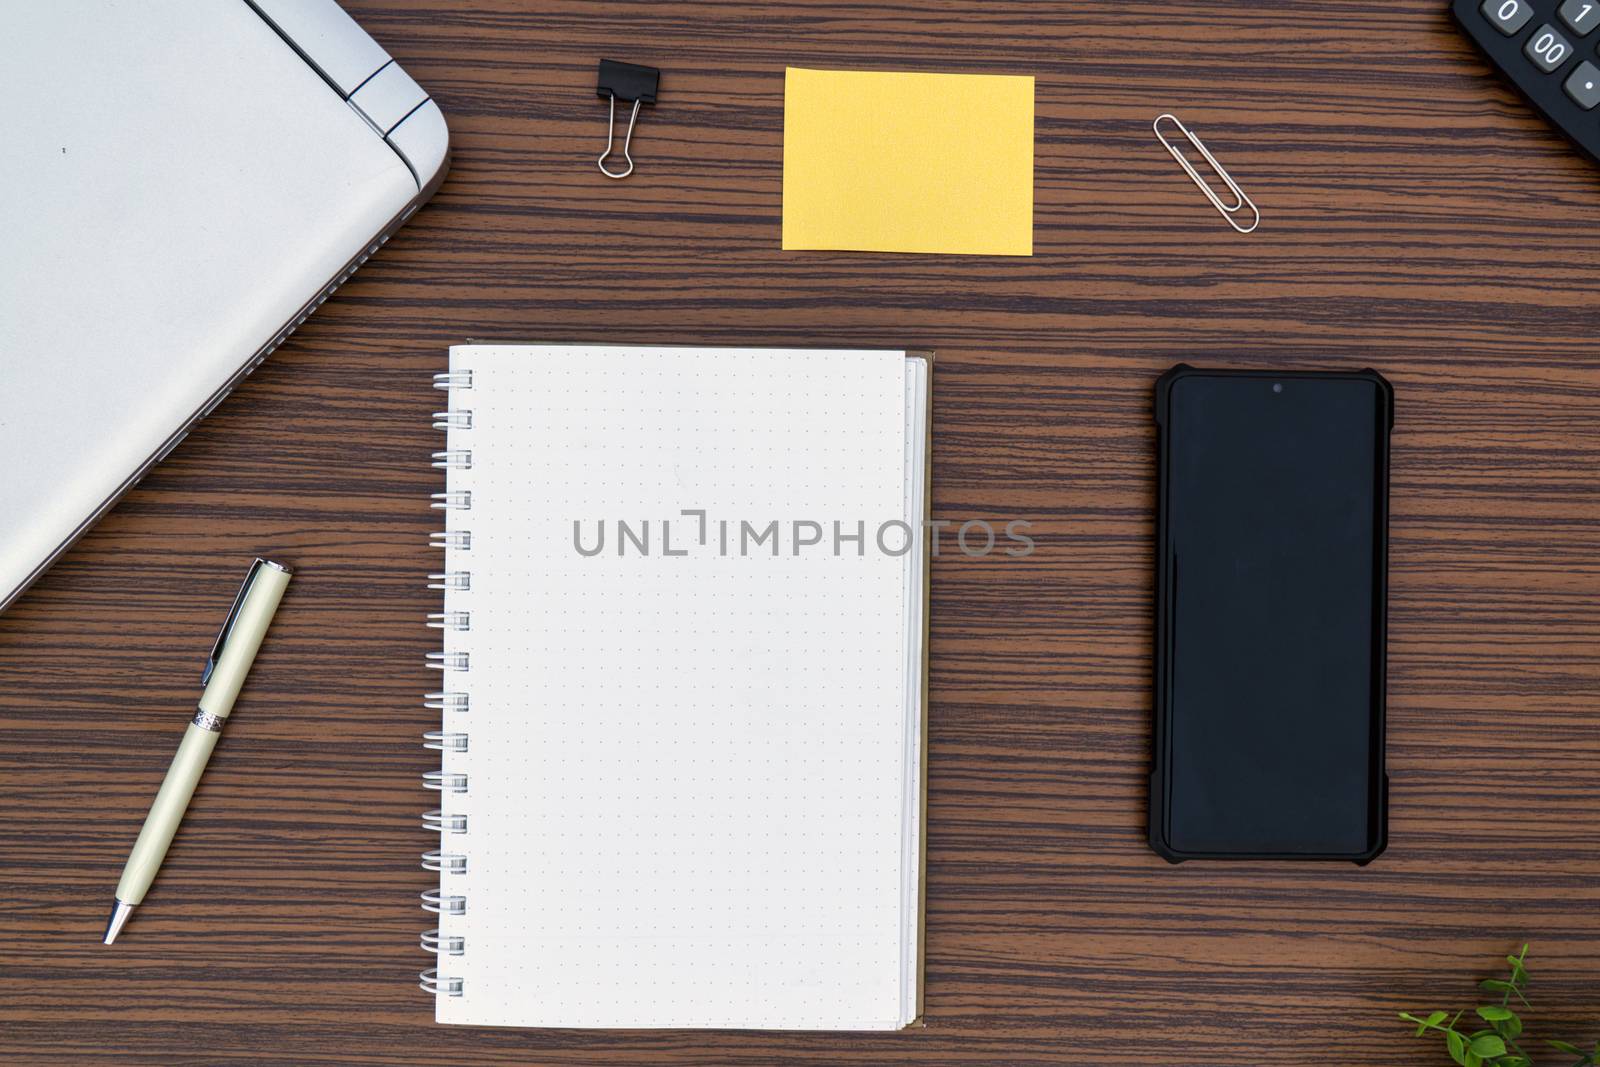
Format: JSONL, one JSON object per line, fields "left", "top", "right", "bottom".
{"left": 4, "top": 2, "right": 1598, "bottom": 1064}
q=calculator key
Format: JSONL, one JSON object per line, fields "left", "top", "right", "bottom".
{"left": 1559, "top": 0, "right": 1600, "bottom": 35}
{"left": 1482, "top": 0, "right": 1534, "bottom": 35}
{"left": 1565, "top": 60, "right": 1600, "bottom": 107}
{"left": 1525, "top": 24, "right": 1575, "bottom": 71}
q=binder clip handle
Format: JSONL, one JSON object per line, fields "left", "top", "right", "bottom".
{"left": 597, "top": 59, "right": 660, "bottom": 180}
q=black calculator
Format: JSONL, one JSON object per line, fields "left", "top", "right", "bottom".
{"left": 1453, "top": 0, "right": 1600, "bottom": 163}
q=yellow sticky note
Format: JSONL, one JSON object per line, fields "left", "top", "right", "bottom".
{"left": 782, "top": 67, "right": 1034, "bottom": 256}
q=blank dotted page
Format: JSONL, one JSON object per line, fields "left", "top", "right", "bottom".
{"left": 433, "top": 346, "right": 922, "bottom": 1030}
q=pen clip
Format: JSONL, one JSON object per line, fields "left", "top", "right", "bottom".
{"left": 203, "top": 558, "right": 268, "bottom": 686}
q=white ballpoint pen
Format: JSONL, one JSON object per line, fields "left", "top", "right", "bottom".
{"left": 102, "top": 558, "right": 292, "bottom": 944}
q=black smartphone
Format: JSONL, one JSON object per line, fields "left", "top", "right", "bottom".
{"left": 1150, "top": 365, "right": 1392, "bottom": 863}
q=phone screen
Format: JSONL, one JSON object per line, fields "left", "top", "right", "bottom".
{"left": 1159, "top": 372, "right": 1387, "bottom": 857}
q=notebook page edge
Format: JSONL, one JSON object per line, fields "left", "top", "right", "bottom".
{"left": 901, "top": 353, "right": 932, "bottom": 1028}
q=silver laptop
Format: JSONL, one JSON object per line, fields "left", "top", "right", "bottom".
{"left": 0, "top": 0, "right": 450, "bottom": 613}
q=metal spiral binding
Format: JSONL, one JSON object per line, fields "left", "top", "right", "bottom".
{"left": 423, "top": 770, "right": 468, "bottom": 793}
{"left": 424, "top": 690, "right": 469, "bottom": 712}
{"left": 421, "top": 928, "right": 465, "bottom": 955}
{"left": 420, "top": 968, "right": 464, "bottom": 997}
{"left": 423, "top": 809, "right": 468, "bottom": 834}
{"left": 422, "top": 850, "right": 469, "bottom": 875}
{"left": 424, "top": 367, "right": 472, "bottom": 1000}
{"left": 421, "top": 889, "right": 467, "bottom": 915}
{"left": 423, "top": 730, "right": 469, "bottom": 752}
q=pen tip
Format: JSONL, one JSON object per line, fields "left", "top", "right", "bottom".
{"left": 102, "top": 899, "right": 135, "bottom": 945}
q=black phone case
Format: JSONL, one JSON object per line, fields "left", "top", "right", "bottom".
{"left": 1150, "top": 364, "right": 1393, "bottom": 864}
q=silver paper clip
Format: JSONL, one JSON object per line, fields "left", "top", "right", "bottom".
{"left": 1153, "top": 114, "right": 1260, "bottom": 234}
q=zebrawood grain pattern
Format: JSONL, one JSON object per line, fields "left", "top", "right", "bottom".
{"left": 3, "top": 1, "right": 1598, "bottom": 1063}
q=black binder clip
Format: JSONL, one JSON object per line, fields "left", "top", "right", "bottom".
{"left": 596, "top": 59, "right": 659, "bottom": 180}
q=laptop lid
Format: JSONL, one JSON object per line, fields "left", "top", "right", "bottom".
{"left": 0, "top": 0, "right": 446, "bottom": 611}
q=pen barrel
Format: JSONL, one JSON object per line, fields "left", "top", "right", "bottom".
{"left": 114, "top": 724, "right": 221, "bottom": 905}
{"left": 198, "top": 564, "right": 291, "bottom": 720}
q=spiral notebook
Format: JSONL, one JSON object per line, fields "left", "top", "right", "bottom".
{"left": 422, "top": 345, "right": 931, "bottom": 1030}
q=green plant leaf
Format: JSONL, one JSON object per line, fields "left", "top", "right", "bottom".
{"left": 1478, "top": 1006, "right": 1516, "bottom": 1022}
{"left": 1448, "top": 1030, "right": 1468, "bottom": 1065}
{"left": 1464, "top": 1051, "right": 1482, "bottom": 1067}
{"left": 1549, "top": 1040, "right": 1581, "bottom": 1054}
{"left": 1471, "top": 1035, "right": 1507, "bottom": 1058}
{"left": 1498, "top": 1013, "right": 1522, "bottom": 1039}
{"left": 1480, "top": 978, "right": 1531, "bottom": 1007}
{"left": 1401, "top": 1009, "right": 1449, "bottom": 1035}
